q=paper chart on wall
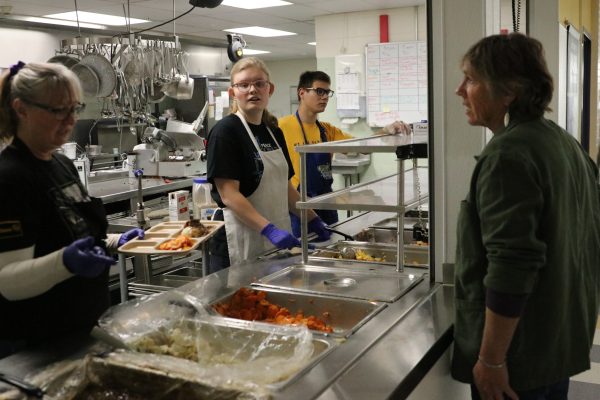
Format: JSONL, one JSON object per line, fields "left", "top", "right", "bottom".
{"left": 366, "top": 41, "right": 428, "bottom": 127}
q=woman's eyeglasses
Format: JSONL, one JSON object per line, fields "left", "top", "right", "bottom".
{"left": 24, "top": 100, "right": 86, "bottom": 120}
{"left": 232, "top": 80, "right": 270, "bottom": 93}
{"left": 304, "top": 87, "right": 335, "bottom": 98}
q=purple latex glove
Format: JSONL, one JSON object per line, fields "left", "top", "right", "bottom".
{"left": 118, "top": 228, "right": 145, "bottom": 247}
{"left": 261, "top": 223, "right": 301, "bottom": 249}
{"left": 63, "top": 236, "right": 116, "bottom": 278}
{"left": 308, "top": 217, "right": 331, "bottom": 242}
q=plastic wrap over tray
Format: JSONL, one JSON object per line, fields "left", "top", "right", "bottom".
{"left": 97, "top": 289, "right": 317, "bottom": 390}
{"left": 4, "top": 354, "right": 268, "bottom": 399}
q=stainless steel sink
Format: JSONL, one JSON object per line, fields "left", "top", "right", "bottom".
{"left": 209, "top": 287, "right": 386, "bottom": 338}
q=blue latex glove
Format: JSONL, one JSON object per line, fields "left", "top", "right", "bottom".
{"left": 63, "top": 236, "right": 116, "bottom": 278}
{"left": 261, "top": 223, "right": 301, "bottom": 249}
{"left": 118, "top": 228, "right": 145, "bottom": 247}
{"left": 308, "top": 217, "right": 331, "bottom": 242}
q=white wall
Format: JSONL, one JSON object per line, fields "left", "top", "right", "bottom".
{"left": 263, "top": 58, "right": 317, "bottom": 118}
{"left": 313, "top": 6, "right": 427, "bottom": 185}
{"left": 0, "top": 26, "right": 68, "bottom": 67}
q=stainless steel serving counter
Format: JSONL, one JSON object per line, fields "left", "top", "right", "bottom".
{"left": 87, "top": 176, "right": 194, "bottom": 204}
{"left": 0, "top": 253, "right": 454, "bottom": 399}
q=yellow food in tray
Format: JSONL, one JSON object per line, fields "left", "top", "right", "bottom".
{"left": 354, "top": 249, "right": 385, "bottom": 262}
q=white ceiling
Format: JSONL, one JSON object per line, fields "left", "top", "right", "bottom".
{"left": 0, "top": 0, "right": 425, "bottom": 60}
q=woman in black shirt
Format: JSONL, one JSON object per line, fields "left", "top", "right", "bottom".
{"left": 207, "top": 57, "right": 329, "bottom": 272}
{"left": 0, "top": 62, "right": 143, "bottom": 357}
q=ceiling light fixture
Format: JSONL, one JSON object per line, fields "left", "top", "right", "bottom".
{"left": 44, "top": 11, "right": 149, "bottom": 26}
{"left": 225, "top": 26, "right": 296, "bottom": 37}
{"left": 7, "top": 16, "right": 107, "bottom": 29}
{"left": 243, "top": 49, "right": 271, "bottom": 55}
{"left": 307, "top": 42, "right": 316, "bottom": 46}
{"left": 222, "top": 0, "right": 291, "bottom": 9}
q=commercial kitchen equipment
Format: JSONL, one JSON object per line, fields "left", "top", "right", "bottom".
{"left": 132, "top": 126, "right": 206, "bottom": 177}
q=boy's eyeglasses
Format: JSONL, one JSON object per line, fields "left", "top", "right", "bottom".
{"left": 24, "top": 100, "right": 86, "bottom": 120}
{"left": 304, "top": 87, "right": 335, "bottom": 98}
{"left": 232, "top": 80, "right": 270, "bottom": 92}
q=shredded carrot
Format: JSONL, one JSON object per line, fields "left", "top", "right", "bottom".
{"left": 157, "top": 235, "right": 195, "bottom": 251}
{"left": 213, "top": 287, "right": 333, "bottom": 333}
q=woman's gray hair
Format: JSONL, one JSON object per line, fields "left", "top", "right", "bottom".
{"left": 0, "top": 62, "right": 82, "bottom": 139}
{"left": 462, "top": 33, "right": 553, "bottom": 120}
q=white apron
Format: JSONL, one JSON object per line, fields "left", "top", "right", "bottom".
{"left": 224, "top": 112, "right": 291, "bottom": 266}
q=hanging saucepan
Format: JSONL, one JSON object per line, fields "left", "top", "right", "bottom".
{"left": 122, "top": 47, "right": 144, "bottom": 88}
{"left": 80, "top": 53, "right": 117, "bottom": 98}
{"left": 47, "top": 54, "right": 79, "bottom": 68}
{"left": 71, "top": 63, "right": 99, "bottom": 98}
{"left": 174, "top": 52, "right": 194, "bottom": 100}
{"left": 163, "top": 52, "right": 193, "bottom": 100}
{"left": 147, "top": 80, "right": 166, "bottom": 103}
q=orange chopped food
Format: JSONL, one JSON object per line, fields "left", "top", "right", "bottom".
{"left": 157, "top": 235, "right": 195, "bottom": 251}
{"left": 213, "top": 288, "right": 333, "bottom": 333}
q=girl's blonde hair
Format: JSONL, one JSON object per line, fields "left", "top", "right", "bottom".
{"left": 0, "top": 62, "right": 82, "bottom": 139}
{"left": 229, "top": 57, "right": 278, "bottom": 130}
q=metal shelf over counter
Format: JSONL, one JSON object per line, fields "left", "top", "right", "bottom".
{"left": 294, "top": 133, "right": 428, "bottom": 154}
{"left": 296, "top": 169, "right": 428, "bottom": 212}
{"left": 296, "top": 134, "right": 428, "bottom": 271}
{"left": 88, "top": 176, "right": 195, "bottom": 204}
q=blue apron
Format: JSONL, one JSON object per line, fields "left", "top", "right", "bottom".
{"left": 290, "top": 111, "right": 338, "bottom": 236}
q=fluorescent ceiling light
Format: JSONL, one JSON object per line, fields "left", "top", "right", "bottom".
{"left": 20, "top": 16, "right": 106, "bottom": 29}
{"left": 222, "top": 0, "right": 292, "bottom": 9}
{"left": 243, "top": 49, "right": 271, "bottom": 55}
{"left": 44, "top": 11, "right": 149, "bottom": 26}
{"left": 225, "top": 26, "right": 296, "bottom": 37}
{"left": 307, "top": 42, "right": 316, "bottom": 46}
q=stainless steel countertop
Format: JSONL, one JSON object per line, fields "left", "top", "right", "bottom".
{"left": 88, "top": 177, "right": 195, "bottom": 204}
{"left": 0, "top": 213, "right": 451, "bottom": 399}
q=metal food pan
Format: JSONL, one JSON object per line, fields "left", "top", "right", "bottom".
{"left": 254, "top": 264, "right": 424, "bottom": 303}
{"left": 126, "top": 318, "right": 338, "bottom": 390}
{"left": 354, "top": 227, "right": 418, "bottom": 244}
{"left": 311, "top": 240, "right": 428, "bottom": 268}
{"left": 59, "top": 353, "right": 258, "bottom": 399}
{"left": 209, "top": 287, "right": 386, "bottom": 338}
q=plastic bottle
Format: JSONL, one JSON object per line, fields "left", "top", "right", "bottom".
{"left": 192, "top": 177, "right": 214, "bottom": 220}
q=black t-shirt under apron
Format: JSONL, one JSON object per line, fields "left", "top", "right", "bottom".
{"left": 206, "top": 114, "right": 293, "bottom": 257}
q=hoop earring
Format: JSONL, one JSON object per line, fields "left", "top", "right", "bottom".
{"left": 503, "top": 112, "right": 510, "bottom": 127}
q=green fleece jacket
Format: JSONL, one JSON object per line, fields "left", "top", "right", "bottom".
{"left": 452, "top": 117, "right": 600, "bottom": 390}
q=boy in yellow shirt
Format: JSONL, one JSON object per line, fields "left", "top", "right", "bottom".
{"left": 279, "top": 70, "right": 410, "bottom": 236}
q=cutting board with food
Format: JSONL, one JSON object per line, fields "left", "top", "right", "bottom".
{"left": 117, "top": 219, "right": 224, "bottom": 255}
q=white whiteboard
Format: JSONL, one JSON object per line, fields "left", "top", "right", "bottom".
{"left": 366, "top": 41, "right": 428, "bottom": 127}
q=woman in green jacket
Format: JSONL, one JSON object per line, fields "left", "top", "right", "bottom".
{"left": 453, "top": 33, "right": 600, "bottom": 400}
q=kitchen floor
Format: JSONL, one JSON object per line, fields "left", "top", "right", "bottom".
{"left": 570, "top": 316, "right": 600, "bottom": 399}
